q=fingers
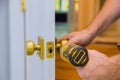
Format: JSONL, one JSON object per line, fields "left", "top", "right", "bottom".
{"left": 57, "top": 33, "right": 72, "bottom": 43}
{"left": 65, "top": 37, "right": 76, "bottom": 44}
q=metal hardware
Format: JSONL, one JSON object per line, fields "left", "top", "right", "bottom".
{"left": 21, "top": 0, "right": 26, "bottom": 12}
{"left": 46, "top": 42, "right": 54, "bottom": 58}
{"left": 26, "top": 36, "right": 44, "bottom": 60}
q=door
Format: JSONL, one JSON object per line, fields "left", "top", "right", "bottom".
{"left": 0, "top": 0, "right": 55, "bottom": 80}
{"left": 26, "top": 0, "right": 55, "bottom": 80}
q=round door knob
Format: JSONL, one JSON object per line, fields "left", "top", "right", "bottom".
{"left": 26, "top": 40, "right": 35, "bottom": 55}
{"left": 26, "top": 37, "right": 44, "bottom": 60}
{"left": 26, "top": 40, "right": 40, "bottom": 55}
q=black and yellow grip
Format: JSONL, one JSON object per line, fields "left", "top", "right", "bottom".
{"left": 60, "top": 44, "right": 89, "bottom": 66}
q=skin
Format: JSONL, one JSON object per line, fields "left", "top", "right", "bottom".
{"left": 58, "top": 0, "right": 120, "bottom": 80}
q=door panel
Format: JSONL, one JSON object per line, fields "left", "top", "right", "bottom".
{"left": 9, "top": 0, "right": 25, "bottom": 80}
{"left": 0, "top": 0, "right": 55, "bottom": 80}
{"left": 26, "top": 0, "right": 55, "bottom": 80}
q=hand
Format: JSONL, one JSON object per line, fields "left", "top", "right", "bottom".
{"left": 58, "top": 29, "right": 95, "bottom": 46}
{"left": 76, "top": 50, "right": 119, "bottom": 80}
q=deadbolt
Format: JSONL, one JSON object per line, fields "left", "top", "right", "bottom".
{"left": 26, "top": 36, "right": 44, "bottom": 60}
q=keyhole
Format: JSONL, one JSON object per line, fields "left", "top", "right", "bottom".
{"left": 48, "top": 47, "right": 53, "bottom": 53}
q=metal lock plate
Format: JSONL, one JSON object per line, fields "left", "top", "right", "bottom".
{"left": 46, "top": 42, "right": 54, "bottom": 58}
{"left": 37, "top": 36, "right": 44, "bottom": 60}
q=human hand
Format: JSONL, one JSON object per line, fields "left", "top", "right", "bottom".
{"left": 58, "top": 29, "right": 95, "bottom": 46}
{"left": 76, "top": 50, "right": 119, "bottom": 80}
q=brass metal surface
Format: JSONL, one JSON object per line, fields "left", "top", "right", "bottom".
{"left": 26, "top": 36, "right": 44, "bottom": 60}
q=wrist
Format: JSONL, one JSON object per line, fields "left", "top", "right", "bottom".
{"left": 96, "top": 58, "right": 119, "bottom": 80}
{"left": 109, "top": 54, "right": 120, "bottom": 66}
{"left": 85, "top": 27, "right": 98, "bottom": 39}
{"left": 107, "top": 56, "right": 120, "bottom": 79}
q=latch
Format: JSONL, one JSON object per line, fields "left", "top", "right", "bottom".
{"left": 26, "top": 36, "right": 44, "bottom": 60}
{"left": 46, "top": 42, "right": 54, "bottom": 58}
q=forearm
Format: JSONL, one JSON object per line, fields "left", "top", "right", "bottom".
{"left": 87, "top": 0, "right": 120, "bottom": 38}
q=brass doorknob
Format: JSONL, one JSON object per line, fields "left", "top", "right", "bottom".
{"left": 26, "top": 40, "right": 40, "bottom": 55}
{"left": 26, "top": 36, "right": 44, "bottom": 60}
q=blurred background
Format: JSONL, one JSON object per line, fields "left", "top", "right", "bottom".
{"left": 55, "top": 0, "right": 69, "bottom": 38}
{"left": 55, "top": 0, "right": 120, "bottom": 80}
